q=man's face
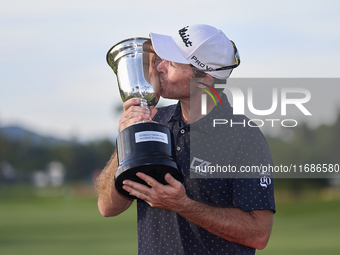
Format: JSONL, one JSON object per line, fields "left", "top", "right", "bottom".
{"left": 156, "top": 59, "right": 194, "bottom": 101}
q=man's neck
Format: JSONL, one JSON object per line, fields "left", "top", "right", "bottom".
{"left": 180, "top": 92, "right": 219, "bottom": 124}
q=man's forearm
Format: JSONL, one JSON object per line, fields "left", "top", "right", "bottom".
{"left": 175, "top": 197, "right": 273, "bottom": 250}
{"left": 121, "top": 172, "right": 274, "bottom": 249}
{"left": 96, "top": 151, "right": 133, "bottom": 217}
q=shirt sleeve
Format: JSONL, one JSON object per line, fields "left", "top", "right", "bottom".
{"left": 231, "top": 128, "right": 276, "bottom": 212}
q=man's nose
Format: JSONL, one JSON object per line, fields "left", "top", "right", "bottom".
{"left": 156, "top": 59, "right": 167, "bottom": 73}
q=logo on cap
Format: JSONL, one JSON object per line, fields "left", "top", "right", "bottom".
{"left": 179, "top": 26, "right": 193, "bottom": 47}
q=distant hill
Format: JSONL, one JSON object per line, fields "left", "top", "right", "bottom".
{"left": 0, "top": 125, "right": 75, "bottom": 147}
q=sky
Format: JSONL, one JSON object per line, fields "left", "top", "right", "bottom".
{"left": 1, "top": 0, "right": 339, "bottom": 142}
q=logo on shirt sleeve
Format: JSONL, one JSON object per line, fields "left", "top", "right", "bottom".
{"left": 260, "top": 176, "right": 272, "bottom": 188}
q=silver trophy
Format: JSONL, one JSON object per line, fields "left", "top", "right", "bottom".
{"left": 107, "top": 38, "right": 183, "bottom": 199}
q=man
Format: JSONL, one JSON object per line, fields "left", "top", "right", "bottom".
{"left": 97, "top": 24, "right": 275, "bottom": 254}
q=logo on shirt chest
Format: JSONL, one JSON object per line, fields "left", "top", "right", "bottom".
{"left": 190, "top": 157, "right": 211, "bottom": 177}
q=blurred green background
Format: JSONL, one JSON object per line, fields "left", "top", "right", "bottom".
{"left": 1, "top": 114, "right": 340, "bottom": 254}
{"left": 0, "top": 185, "right": 340, "bottom": 255}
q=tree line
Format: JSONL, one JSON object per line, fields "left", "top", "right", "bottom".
{"left": 0, "top": 136, "right": 115, "bottom": 181}
{"left": 1, "top": 112, "right": 339, "bottom": 186}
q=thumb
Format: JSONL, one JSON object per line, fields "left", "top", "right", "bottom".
{"left": 165, "top": 173, "right": 180, "bottom": 187}
{"left": 150, "top": 107, "right": 158, "bottom": 119}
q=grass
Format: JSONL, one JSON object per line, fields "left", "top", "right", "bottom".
{"left": 257, "top": 197, "right": 340, "bottom": 255}
{"left": 0, "top": 185, "right": 340, "bottom": 255}
{"left": 0, "top": 185, "right": 138, "bottom": 255}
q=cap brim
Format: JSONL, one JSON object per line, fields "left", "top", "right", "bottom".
{"left": 150, "top": 33, "right": 189, "bottom": 64}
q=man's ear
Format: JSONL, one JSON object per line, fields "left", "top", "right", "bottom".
{"left": 202, "top": 73, "right": 215, "bottom": 86}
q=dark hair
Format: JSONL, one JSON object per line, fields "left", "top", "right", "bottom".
{"left": 191, "top": 65, "right": 227, "bottom": 85}
{"left": 191, "top": 65, "right": 206, "bottom": 78}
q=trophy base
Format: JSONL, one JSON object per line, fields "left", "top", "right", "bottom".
{"left": 115, "top": 162, "right": 183, "bottom": 199}
{"left": 115, "top": 122, "right": 183, "bottom": 199}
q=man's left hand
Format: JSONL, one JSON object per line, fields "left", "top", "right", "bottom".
{"left": 122, "top": 172, "right": 189, "bottom": 212}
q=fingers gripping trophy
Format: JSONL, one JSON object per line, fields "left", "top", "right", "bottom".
{"left": 106, "top": 38, "right": 183, "bottom": 199}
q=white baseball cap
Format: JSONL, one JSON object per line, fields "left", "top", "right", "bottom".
{"left": 150, "top": 24, "right": 240, "bottom": 79}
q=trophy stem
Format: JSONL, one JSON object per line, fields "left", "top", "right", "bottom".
{"left": 140, "top": 98, "right": 149, "bottom": 109}
{"left": 140, "top": 98, "right": 156, "bottom": 123}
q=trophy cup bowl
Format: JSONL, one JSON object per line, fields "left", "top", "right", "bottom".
{"left": 107, "top": 38, "right": 183, "bottom": 199}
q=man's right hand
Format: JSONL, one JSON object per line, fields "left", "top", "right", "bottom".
{"left": 118, "top": 98, "right": 158, "bottom": 132}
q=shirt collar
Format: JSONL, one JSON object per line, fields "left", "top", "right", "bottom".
{"left": 167, "top": 101, "right": 183, "bottom": 123}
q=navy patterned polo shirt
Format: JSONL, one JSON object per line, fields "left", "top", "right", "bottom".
{"left": 137, "top": 93, "right": 276, "bottom": 255}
